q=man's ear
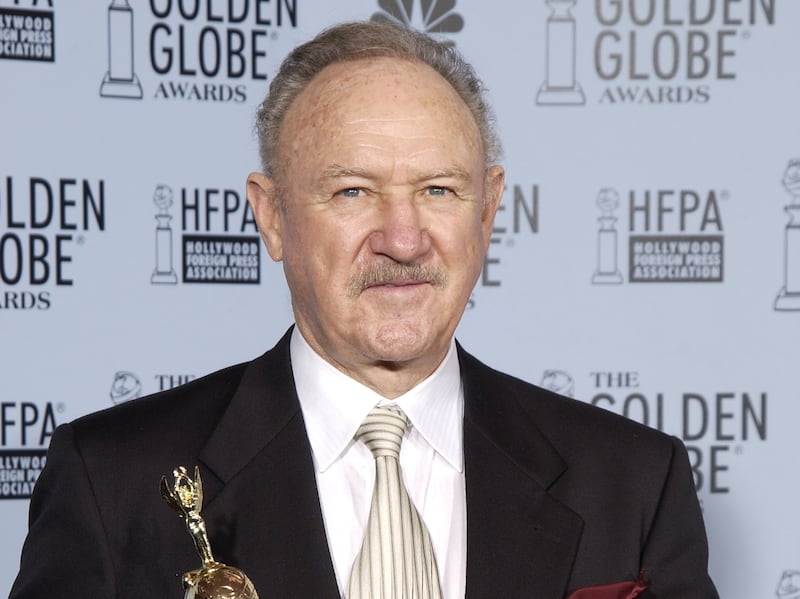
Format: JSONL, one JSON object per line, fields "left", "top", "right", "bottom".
{"left": 481, "top": 165, "right": 505, "bottom": 240}
{"left": 246, "top": 172, "right": 284, "bottom": 262}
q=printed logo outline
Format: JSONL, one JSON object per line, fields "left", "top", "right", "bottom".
{"left": 777, "top": 570, "right": 800, "bottom": 599}
{"left": 774, "top": 159, "right": 800, "bottom": 311}
{"left": 99, "top": 0, "right": 143, "bottom": 99}
{"left": 536, "top": 0, "right": 585, "bottom": 106}
{"left": 371, "top": 0, "right": 464, "bottom": 35}
{"left": 592, "top": 187, "right": 624, "bottom": 285}
{"left": 151, "top": 184, "right": 179, "bottom": 285}
{"left": 109, "top": 370, "right": 143, "bottom": 404}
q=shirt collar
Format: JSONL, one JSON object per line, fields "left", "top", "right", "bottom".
{"left": 290, "top": 328, "right": 464, "bottom": 473}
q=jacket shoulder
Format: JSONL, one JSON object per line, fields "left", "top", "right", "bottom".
{"left": 69, "top": 361, "right": 250, "bottom": 452}
{"left": 458, "top": 346, "right": 677, "bottom": 461}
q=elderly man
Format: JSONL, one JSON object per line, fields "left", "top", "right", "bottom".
{"left": 11, "top": 21, "right": 718, "bottom": 599}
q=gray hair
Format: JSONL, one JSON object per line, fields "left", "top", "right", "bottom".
{"left": 255, "top": 20, "right": 502, "bottom": 181}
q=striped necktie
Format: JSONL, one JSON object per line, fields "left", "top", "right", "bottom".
{"left": 347, "top": 406, "right": 442, "bottom": 599}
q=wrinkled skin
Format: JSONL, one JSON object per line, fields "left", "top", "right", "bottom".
{"left": 247, "top": 57, "right": 504, "bottom": 398}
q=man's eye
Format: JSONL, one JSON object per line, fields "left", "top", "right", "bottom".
{"left": 427, "top": 186, "right": 450, "bottom": 196}
{"left": 337, "top": 188, "right": 362, "bottom": 199}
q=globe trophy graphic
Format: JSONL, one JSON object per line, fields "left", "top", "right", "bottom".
{"left": 151, "top": 185, "right": 179, "bottom": 284}
{"left": 775, "top": 159, "right": 800, "bottom": 310}
{"left": 161, "top": 466, "right": 260, "bottom": 599}
{"left": 109, "top": 371, "right": 142, "bottom": 404}
{"left": 540, "top": 370, "right": 575, "bottom": 398}
{"left": 776, "top": 570, "right": 800, "bottom": 599}
{"left": 536, "top": 0, "right": 585, "bottom": 106}
{"left": 99, "top": 0, "right": 143, "bottom": 99}
{"left": 592, "top": 188, "right": 624, "bottom": 284}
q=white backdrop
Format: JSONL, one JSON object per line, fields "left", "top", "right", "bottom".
{"left": 2, "top": 1, "right": 799, "bottom": 597}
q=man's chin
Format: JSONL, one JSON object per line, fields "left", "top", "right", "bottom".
{"left": 364, "top": 326, "right": 445, "bottom": 366}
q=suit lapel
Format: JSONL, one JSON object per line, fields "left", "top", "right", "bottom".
{"left": 197, "top": 330, "right": 340, "bottom": 598}
{"left": 177, "top": 333, "right": 583, "bottom": 598}
{"left": 460, "top": 348, "right": 584, "bottom": 599}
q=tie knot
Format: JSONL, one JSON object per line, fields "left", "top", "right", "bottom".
{"left": 356, "top": 406, "right": 408, "bottom": 459}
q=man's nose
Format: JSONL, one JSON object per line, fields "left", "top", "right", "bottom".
{"left": 367, "top": 195, "right": 432, "bottom": 263}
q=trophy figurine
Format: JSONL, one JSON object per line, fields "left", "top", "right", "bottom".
{"left": 151, "top": 184, "right": 179, "bottom": 284}
{"left": 161, "top": 466, "right": 260, "bottom": 599}
{"left": 775, "top": 159, "right": 800, "bottom": 310}
{"left": 592, "top": 188, "right": 624, "bottom": 284}
{"left": 99, "top": 0, "right": 143, "bottom": 99}
{"left": 536, "top": 0, "right": 585, "bottom": 106}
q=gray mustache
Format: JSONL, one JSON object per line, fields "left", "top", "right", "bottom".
{"left": 347, "top": 264, "right": 447, "bottom": 297}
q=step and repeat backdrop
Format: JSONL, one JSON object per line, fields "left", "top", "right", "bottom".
{"left": 1, "top": 0, "right": 798, "bottom": 596}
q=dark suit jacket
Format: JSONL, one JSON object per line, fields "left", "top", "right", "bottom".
{"left": 11, "top": 329, "right": 718, "bottom": 598}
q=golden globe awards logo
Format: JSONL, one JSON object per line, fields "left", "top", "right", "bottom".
{"left": 0, "top": 0, "right": 54, "bottom": 63}
{"left": 0, "top": 401, "right": 62, "bottom": 499}
{"left": 534, "top": 368, "right": 769, "bottom": 495}
{"left": 149, "top": 183, "right": 261, "bottom": 285}
{"left": 591, "top": 186, "right": 726, "bottom": 285}
{"left": 480, "top": 183, "right": 540, "bottom": 290}
{"left": 535, "top": 0, "right": 777, "bottom": 106}
{"left": 99, "top": 0, "right": 300, "bottom": 102}
{"left": 109, "top": 370, "right": 195, "bottom": 404}
{"left": 588, "top": 370, "right": 767, "bottom": 495}
{"left": 466, "top": 183, "right": 541, "bottom": 309}
{"left": 0, "top": 175, "right": 107, "bottom": 310}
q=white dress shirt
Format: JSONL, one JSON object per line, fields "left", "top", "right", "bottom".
{"left": 290, "top": 328, "right": 467, "bottom": 599}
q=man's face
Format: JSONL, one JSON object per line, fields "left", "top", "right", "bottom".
{"left": 248, "top": 57, "right": 504, "bottom": 393}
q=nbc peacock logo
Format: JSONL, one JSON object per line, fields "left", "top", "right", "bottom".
{"left": 371, "top": 0, "right": 464, "bottom": 35}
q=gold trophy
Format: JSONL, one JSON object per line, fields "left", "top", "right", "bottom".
{"left": 161, "top": 466, "right": 260, "bottom": 599}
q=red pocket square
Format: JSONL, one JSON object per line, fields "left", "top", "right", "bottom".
{"left": 566, "top": 571, "right": 649, "bottom": 599}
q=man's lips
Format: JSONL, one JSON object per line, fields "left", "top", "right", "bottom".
{"left": 364, "top": 278, "right": 429, "bottom": 289}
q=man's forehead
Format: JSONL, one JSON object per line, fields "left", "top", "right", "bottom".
{"left": 310, "top": 55, "right": 443, "bottom": 88}
{"left": 289, "top": 56, "right": 467, "bottom": 120}
{"left": 286, "top": 59, "right": 475, "bottom": 129}
{"left": 274, "top": 55, "right": 484, "bottom": 184}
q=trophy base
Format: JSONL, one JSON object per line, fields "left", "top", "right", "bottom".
{"left": 151, "top": 270, "right": 178, "bottom": 285}
{"left": 536, "top": 82, "right": 585, "bottom": 106}
{"left": 592, "top": 271, "right": 623, "bottom": 285}
{"left": 100, "top": 72, "right": 143, "bottom": 99}
{"left": 774, "top": 287, "right": 800, "bottom": 311}
{"left": 183, "top": 562, "right": 260, "bottom": 599}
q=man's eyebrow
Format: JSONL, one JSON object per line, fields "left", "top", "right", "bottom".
{"left": 319, "top": 164, "right": 372, "bottom": 180}
{"left": 416, "top": 167, "right": 473, "bottom": 183}
{"left": 318, "top": 165, "right": 474, "bottom": 183}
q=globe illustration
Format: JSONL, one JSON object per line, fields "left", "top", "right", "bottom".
{"left": 109, "top": 371, "right": 142, "bottom": 404}
{"left": 153, "top": 184, "right": 174, "bottom": 211}
{"left": 596, "top": 188, "right": 620, "bottom": 213}
{"left": 782, "top": 159, "right": 800, "bottom": 199}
